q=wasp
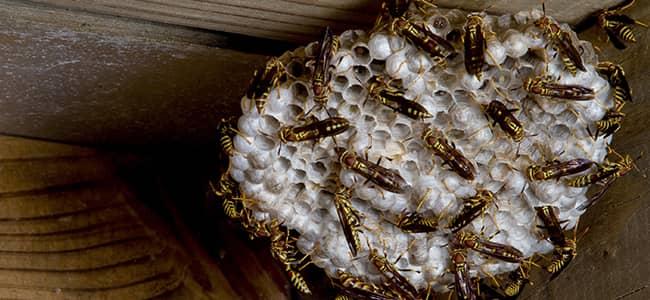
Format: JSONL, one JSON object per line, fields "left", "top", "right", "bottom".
{"left": 524, "top": 76, "right": 595, "bottom": 100}
{"left": 448, "top": 190, "right": 496, "bottom": 233}
{"left": 246, "top": 58, "right": 285, "bottom": 114}
{"left": 535, "top": 206, "right": 567, "bottom": 247}
{"left": 597, "top": 0, "right": 647, "bottom": 49}
{"left": 217, "top": 117, "right": 238, "bottom": 157}
{"left": 484, "top": 100, "right": 524, "bottom": 142}
{"left": 450, "top": 247, "right": 477, "bottom": 300}
{"left": 585, "top": 0, "right": 648, "bottom": 49}
{"left": 597, "top": 61, "right": 632, "bottom": 104}
{"left": 571, "top": 152, "right": 635, "bottom": 210}
{"left": 335, "top": 271, "right": 399, "bottom": 300}
{"left": 392, "top": 212, "right": 439, "bottom": 233}
{"left": 535, "top": 4, "right": 586, "bottom": 76}
{"left": 279, "top": 117, "right": 350, "bottom": 143}
{"left": 547, "top": 238, "right": 577, "bottom": 279}
{"left": 269, "top": 221, "right": 312, "bottom": 294}
{"left": 368, "top": 248, "right": 419, "bottom": 299}
{"left": 590, "top": 108, "right": 625, "bottom": 139}
{"left": 333, "top": 185, "right": 363, "bottom": 256}
{"left": 311, "top": 27, "right": 340, "bottom": 108}
{"left": 209, "top": 173, "right": 241, "bottom": 219}
{"left": 336, "top": 147, "right": 410, "bottom": 194}
{"left": 504, "top": 263, "right": 532, "bottom": 297}
{"left": 239, "top": 208, "right": 274, "bottom": 240}
{"left": 422, "top": 127, "right": 476, "bottom": 180}
{"left": 390, "top": 16, "right": 456, "bottom": 66}
{"left": 464, "top": 14, "right": 487, "bottom": 79}
{"left": 527, "top": 158, "right": 594, "bottom": 181}
{"left": 455, "top": 231, "right": 524, "bottom": 263}
{"left": 534, "top": 206, "right": 578, "bottom": 278}
{"left": 367, "top": 76, "right": 433, "bottom": 120}
{"left": 567, "top": 152, "right": 634, "bottom": 188}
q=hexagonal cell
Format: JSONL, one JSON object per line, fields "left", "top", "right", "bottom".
{"left": 254, "top": 134, "right": 276, "bottom": 151}
{"left": 260, "top": 115, "right": 281, "bottom": 131}
{"left": 353, "top": 65, "right": 372, "bottom": 83}
{"left": 343, "top": 84, "right": 366, "bottom": 104}
{"left": 352, "top": 43, "right": 372, "bottom": 65}
{"left": 339, "top": 30, "right": 367, "bottom": 50}
{"left": 550, "top": 124, "right": 571, "bottom": 140}
{"left": 285, "top": 104, "right": 304, "bottom": 121}
{"left": 430, "top": 15, "right": 450, "bottom": 31}
{"left": 332, "top": 75, "right": 349, "bottom": 91}
{"left": 339, "top": 103, "right": 362, "bottom": 120}
{"left": 286, "top": 59, "right": 306, "bottom": 78}
{"left": 290, "top": 81, "right": 310, "bottom": 102}
{"left": 391, "top": 123, "right": 411, "bottom": 140}
{"left": 369, "top": 59, "right": 386, "bottom": 74}
{"left": 309, "top": 161, "right": 328, "bottom": 179}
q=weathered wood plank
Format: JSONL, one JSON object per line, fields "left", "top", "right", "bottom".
{"left": 0, "top": 136, "right": 238, "bottom": 299}
{"left": 0, "top": 1, "right": 269, "bottom": 147}
{"left": 24, "top": 0, "right": 622, "bottom": 43}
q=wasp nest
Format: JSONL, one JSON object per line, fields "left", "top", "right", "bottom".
{"left": 223, "top": 5, "right": 618, "bottom": 296}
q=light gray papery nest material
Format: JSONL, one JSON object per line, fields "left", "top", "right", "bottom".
{"left": 230, "top": 7, "right": 612, "bottom": 292}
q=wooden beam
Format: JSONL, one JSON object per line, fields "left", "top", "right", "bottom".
{"left": 0, "top": 136, "right": 238, "bottom": 299}
{"left": 24, "top": 0, "right": 622, "bottom": 43}
{"left": 0, "top": 1, "right": 271, "bottom": 146}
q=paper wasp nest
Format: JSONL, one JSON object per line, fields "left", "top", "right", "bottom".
{"left": 230, "top": 7, "right": 612, "bottom": 292}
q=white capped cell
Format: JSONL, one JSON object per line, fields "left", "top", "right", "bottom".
{"left": 368, "top": 33, "right": 393, "bottom": 60}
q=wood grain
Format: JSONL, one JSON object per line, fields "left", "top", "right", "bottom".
{"left": 0, "top": 136, "right": 236, "bottom": 299}
{"left": 24, "top": 0, "right": 622, "bottom": 43}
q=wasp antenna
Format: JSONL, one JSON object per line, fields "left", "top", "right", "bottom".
{"left": 416, "top": 188, "right": 433, "bottom": 212}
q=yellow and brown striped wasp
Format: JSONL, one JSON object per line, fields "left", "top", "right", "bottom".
{"left": 336, "top": 147, "right": 410, "bottom": 194}
{"left": 311, "top": 27, "right": 340, "bottom": 109}
{"left": 567, "top": 151, "right": 634, "bottom": 188}
{"left": 524, "top": 76, "right": 595, "bottom": 100}
{"left": 367, "top": 76, "right": 433, "bottom": 120}
{"left": 390, "top": 16, "right": 456, "bottom": 66}
{"left": 484, "top": 100, "right": 525, "bottom": 142}
{"left": 597, "top": 61, "right": 632, "bottom": 104}
{"left": 455, "top": 231, "right": 524, "bottom": 263}
{"left": 239, "top": 207, "right": 273, "bottom": 240}
{"left": 464, "top": 13, "right": 488, "bottom": 79}
{"left": 246, "top": 58, "right": 286, "bottom": 114}
{"left": 448, "top": 189, "right": 496, "bottom": 233}
{"left": 535, "top": 206, "right": 567, "bottom": 247}
{"left": 570, "top": 151, "right": 636, "bottom": 210}
{"left": 368, "top": 247, "right": 420, "bottom": 299}
{"left": 334, "top": 270, "right": 401, "bottom": 300}
{"left": 450, "top": 246, "right": 477, "bottom": 300}
{"left": 527, "top": 158, "right": 594, "bottom": 181}
{"left": 576, "top": 0, "right": 647, "bottom": 49}
{"left": 503, "top": 262, "right": 532, "bottom": 297}
{"left": 422, "top": 127, "right": 476, "bottom": 180}
{"left": 209, "top": 172, "right": 241, "bottom": 219}
{"left": 547, "top": 236, "right": 577, "bottom": 279}
{"left": 279, "top": 116, "right": 350, "bottom": 143}
{"left": 333, "top": 184, "right": 363, "bottom": 256}
{"left": 392, "top": 211, "right": 439, "bottom": 233}
{"left": 217, "top": 117, "right": 238, "bottom": 157}
{"left": 589, "top": 108, "right": 625, "bottom": 139}
{"left": 535, "top": 206, "right": 579, "bottom": 278}
{"left": 535, "top": 3, "right": 586, "bottom": 76}
{"left": 268, "top": 220, "right": 312, "bottom": 294}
